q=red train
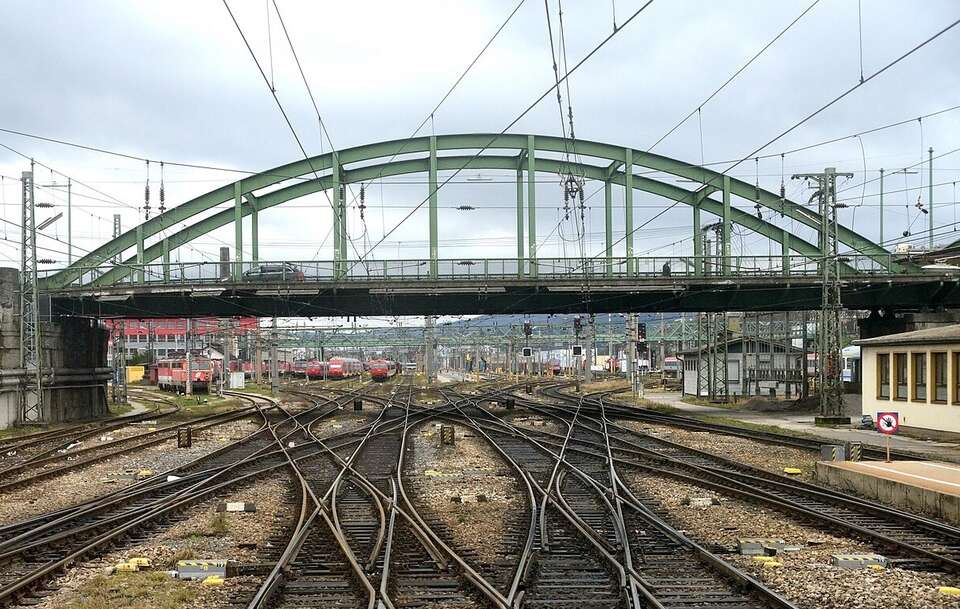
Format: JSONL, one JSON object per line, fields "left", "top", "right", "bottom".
{"left": 291, "top": 359, "right": 327, "bottom": 379}
{"left": 367, "top": 359, "right": 400, "bottom": 382}
{"left": 156, "top": 357, "right": 216, "bottom": 393}
{"left": 326, "top": 357, "right": 363, "bottom": 379}
{"left": 304, "top": 359, "right": 327, "bottom": 380}
{"left": 291, "top": 360, "right": 308, "bottom": 377}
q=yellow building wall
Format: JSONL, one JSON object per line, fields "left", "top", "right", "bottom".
{"left": 861, "top": 344, "right": 960, "bottom": 434}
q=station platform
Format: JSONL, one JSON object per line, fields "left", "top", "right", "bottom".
{"left": 816, "top": 460, "right": 960, "bottom": 526}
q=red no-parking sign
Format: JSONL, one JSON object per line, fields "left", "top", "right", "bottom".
{"left": 877, "top": 411, "right": 900, "bottom": 435}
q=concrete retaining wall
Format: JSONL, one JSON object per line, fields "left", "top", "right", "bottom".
{"left": 816, "top": 461, "right": 960, "bottom": 526}
{"left": 0, "top": 267, "right": 109, "bottom": 428}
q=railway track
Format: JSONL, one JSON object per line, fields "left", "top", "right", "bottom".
{"left": 544, "top": 384, "right": 922, "bottom": 462}
{"left": 444, "top": 390, "right": 792, "bottom": 609}
{"left": 524, "top": 385, "right": 960, "bottom": 575}
{"left": 7, "top": 378, "right": 959, "bottom": 609}
{"left": 0, "top": 386, "right": 371, "bottom": 607}
{"left": 0, "top": 394, "right": 174, "bottom": 473}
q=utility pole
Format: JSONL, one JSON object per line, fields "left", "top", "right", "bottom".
{"left": 879, "top": 168, "right": 884, "bottom": 246}
{"left": 20, "top": 167, "right": 43, "bottom": 423}
{"left": 111, "top": 321, "right": 127, "bottom": 404}
{"left": 424, "top": 315, "right": 436, "bottom": 384}
{"left": 254, "top": 324, "right": 263, "bottom": 385}
{"left": 270, "top": 317, "right": 279, "bottom": 396}
{"left": 929, "top": 147, "right": 934, "bottom": 249}
{"left": 625, "top": 314, "right": 637, "bottom": 394}
{"left": 66, "top": 178, "right": 71, "bottom": 264}
{"left": 217, "top": 320, "right": 225, "bottom": 397}
{"left": 185, "top": 318, "right": 193, "bottom": 396}
{"left": 607, "top": 313, "right": 615, "bottom": 373}
{"left": 792, "top": 168, "right": 852, "bottom": 422}
{"left": 585, "top": 314, "right": 595, "bottom": 383}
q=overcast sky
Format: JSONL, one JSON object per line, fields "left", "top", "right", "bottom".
{"left": 1, "top": 0, "right": 959, "bottom": 277}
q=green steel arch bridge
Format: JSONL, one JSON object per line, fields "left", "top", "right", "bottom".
{"left": 37, "top": 133, "right": 960, "bottom": 318}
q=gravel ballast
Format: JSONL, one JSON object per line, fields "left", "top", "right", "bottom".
{"left": 619, "top": 419, "right": 820, "bottom": 479}
{"left": 0, "top": 418, "right": 262, "bottom": 525}
{"left": 12, "top": 474, "right": 293, "bottom": 609}
{"left": 627, "top": 470, "right": 960, "bottom": 608}
{"left": 405, "top": 420, "right": 522, "bottom": 564}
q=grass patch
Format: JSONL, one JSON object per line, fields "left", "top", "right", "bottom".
{"left": 66, "top": 572, "right": 195, "bottom": 609}
{"left": 693, "top": 414, "right": 815, "bottom": 439}
{"left": 206, "top": 512, "right": 229, "bottom": 537}
{"left": 165, "top": 548, "right": 196, "bottom": 568}
{"left": 162, "top": 394, "right": 244, "bottom": 421}
{"left": 234, "top": 384, "right": 278, "bottom": 397}
{"left": 640, "top": 401, "right": 683, "bottom": 414}
{"left": 109, "top": 402, "right": 136, "bottom": 417}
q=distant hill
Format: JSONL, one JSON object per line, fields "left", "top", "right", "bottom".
{"left": 439, "top": 313, "right": 683, "bottom": 329}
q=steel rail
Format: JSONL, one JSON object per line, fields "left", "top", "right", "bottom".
{"left": 519, "top": 387, "right": 960, "bottom": 574}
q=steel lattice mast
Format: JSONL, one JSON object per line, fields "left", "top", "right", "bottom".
{"left": 793, "top": 168, "right": 851, "bottom": 420}
{"left": 19, "top": 168, "right": 43, "bottom": 423}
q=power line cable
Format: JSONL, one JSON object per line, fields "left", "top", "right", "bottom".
{"left": 647, "top": 0, "right": 821, "bottom": 152}
{"left": 589, "top": 16, "right": 960, "bottom": 267}
{"left": 361, "top": 0, "right": 656, "bottom": 262}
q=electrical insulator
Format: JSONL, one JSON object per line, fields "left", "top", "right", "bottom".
{"left": 159, "top": 161, "right": 166, "bottom": 214}
{"left": 144, "top": 160, "right": 151, "bottom": 220}
{"left": 36, "top": 202, "right": 54, "bottom": 208}
{"left": 359, "top": 184, "right": 366, "bottom": 221}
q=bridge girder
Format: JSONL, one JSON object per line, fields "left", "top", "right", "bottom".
{"left": 43, "top": 133, "right": 897, "bottom": 290}
{"left": 86, "top": 155, "right": 835, "bottom": 287}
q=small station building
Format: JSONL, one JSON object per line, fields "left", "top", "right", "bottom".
{"left": 856, "top": 324, "right": 960, "bottom": 436}
{"left": 680, "top": 337, "right": 805, "bottom": 398}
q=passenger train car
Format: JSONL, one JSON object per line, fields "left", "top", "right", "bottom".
{"left": 368, "top": 359, "right": 399, "bottom": 382}
{"left": 156, "top": 357, "right": 216, "bottom": 393}
{"left": 326, "top": 357, "right": 363, "bottom": 379}
{"left": 304, "top": 359, "right": 327, "bottom": 380}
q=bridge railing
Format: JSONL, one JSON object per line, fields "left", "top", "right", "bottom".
{"left": 39, "top": 253, "right": 908, "bottom": 289}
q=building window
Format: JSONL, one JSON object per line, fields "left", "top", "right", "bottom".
{"left": 934, "top": 352, "right": 948, "bottom": 403}
{"left": 912, "top": 352, "right": 927, "bottom": 402}
{"left": 954, "top": 352, "right": 960, "bottom": 404}
{"left": 894, "top": 353, "right": 908, "bottom": 400}
{"left": 877, "top": 353, "right": 890, "bottom": 399}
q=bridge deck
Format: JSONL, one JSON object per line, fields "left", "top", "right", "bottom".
{"left": 43, "top": 272, "right": 960, "bottom": 317}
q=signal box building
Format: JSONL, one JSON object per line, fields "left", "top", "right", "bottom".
{"left": 681, "top": 337, "right": 805, "bottom": 398}
{"left": 856, "top": 325, "right": 960, "bottom": 436}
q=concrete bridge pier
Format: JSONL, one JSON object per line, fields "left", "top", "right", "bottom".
{"left": 0, "top": 267, "right": 109, "bottom": 429}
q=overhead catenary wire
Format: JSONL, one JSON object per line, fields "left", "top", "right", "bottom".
{"left": 647, "top": 0, "right": 821, "bottom": 152}
{"left": 585, "top": 15, "right": 960, "bottom": 269}
{"left": 222, "top": 0, "right": 375, "bottom": 270}
{"left": 361, "top": 0, "right": 656, "bottom": 263}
